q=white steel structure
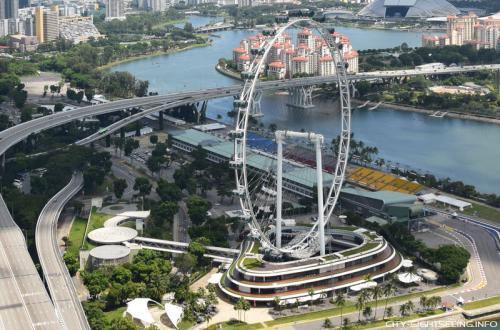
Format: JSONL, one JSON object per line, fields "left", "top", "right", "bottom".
{"left": 231, "top": 18, "right": 352, "bottom": 257}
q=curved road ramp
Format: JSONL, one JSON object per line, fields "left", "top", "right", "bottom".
{"left": 36, "top": 173, "right": 90, "bottom": 330}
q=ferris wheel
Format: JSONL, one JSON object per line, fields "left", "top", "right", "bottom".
{"left": 230, "top": 18, "right": 352, "bottom": 258}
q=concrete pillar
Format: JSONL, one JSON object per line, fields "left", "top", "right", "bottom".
{"left": 105, "top": 135, "right": 111, "bottom": 148}
{"left": 286, "top": 86, "right": 314, "bottom": 109}
{"left": 120, "top": 127, "right": 125, "bottom": 140}
{"left": 250, "top": 91, "right": 263, "bottom": 117}
{"left": 275, "top": 132, "right": 283, "bottom": 249}
{"left": 159, "top": 111, "right": 164, "bottom": 130}
{"left": 315, "top": 136, "right": 325, "bottom": 256}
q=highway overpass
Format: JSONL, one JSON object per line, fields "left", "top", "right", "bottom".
{"left": 35, "top": 173, "right": 90, "bottom": 330}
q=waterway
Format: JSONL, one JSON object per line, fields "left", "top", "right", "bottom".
{"left": 112, "top": 16, "right": 500, "bottom": 194}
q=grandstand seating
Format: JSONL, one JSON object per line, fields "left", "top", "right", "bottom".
{"left": 348, "top": 167, "right": 423, "bottom": 194}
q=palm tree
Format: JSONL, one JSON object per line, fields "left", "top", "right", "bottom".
{"left": 273, "top": 296, "right": 281, "bottom": 311}
{"left": 362, "top": 306, "right": 373, "bottom": 321}
{"left": 382, "top": 282, "right": 396, "bottom": 320}
{"left": 419, "top": 296, "right": 428, "bottom": 312}
{"left": 205, "top": 312, "right": 212, "bottom": 328}
{"left": 406, "top": 300, "right": 415, "bottom": 314}
{"left": 355, "top": 294, "right": 366, "bottom": 323}
{"left": 370, "top": 286, "right": 383, "bottom": 320}
{"left": 399, "top": 303, "right": 409, "bottom": 316}
{"left": 242, "top": 300, "right": 251, "bottom": 322}
{"left": 308, "top": 288, "right": 315, "bottom": 309}
{"left": 386, "top": 306, "right": 393, "bottom": 318}
{"left": 334, "top": 292, "right": 346, "bottom": 329}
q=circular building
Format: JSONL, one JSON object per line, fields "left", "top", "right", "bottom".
{"left": 89, "top": 245, "right": 131, "bottom": 269}
{"left": 358, "top": 0, "right": 459, "bottom": 19}
{"left": 87, "top": 227, "right": 138, "bottom": 245}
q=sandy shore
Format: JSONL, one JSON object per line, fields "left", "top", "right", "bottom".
{"left": 21, "top": 71, "right": 69, "bottom": 98}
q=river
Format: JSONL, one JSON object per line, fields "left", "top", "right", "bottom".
{"left": 112, "top": 16, "right": 500, "bottom": 194}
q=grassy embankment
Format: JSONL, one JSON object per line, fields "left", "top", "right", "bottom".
{"left": 463, "top": 296, "right": 500, "bottom": 310}
{"left": 67, "top": 207, "right": 113, "bottom": 253}
{"left": 462, "top": 202, "right": 500, "bottom": 224}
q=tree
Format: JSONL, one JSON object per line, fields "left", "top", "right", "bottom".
{"left": 151, "top": 201, "right": 178, "bottom": 227}
{"left": 234, "top": 299, "right": 243, "bottom": 321}
{"left": 273, "top": 296, "right": 281, "bottom": 311}
{"left": 174, "top": 253, "right": 196, "bottom": 274}
{"left": 83, "top": 301, "right": 106, "bottom": 330}
{"left": 362, "top": 306, "right": 373, "bottom": 321}
{"left": 382, "top": 281, "right": 396, "bottom": 319}
{"left": 156, "top": 180, "right": 182, "bottom": 202}
{"left": 186, "top": 195, "right": 211, "bottom": 225}
{"left": 124, "top": 138, "right": 139, "bottom": 156}
{"left": 111, "top": 266, "right": 133, "bottom": 285}
{"left": 13, "top": 89, "right": 27, "bottom": 109}
{"left": 81, "top": 270, "right": 108, "bottom": 300}
{"left": 108, "top": 316, "right": 140, "bottom": 330}
{"left": 113, "top": 178, "right": 128, "bottom": 199}
{"left": 84, "top": 88, "right": 95, "bottom": 102}
{"left": 76, "top": 90, "right": 84, "bottom": 103}
{"left": 323, "top": 318, "right": 332, "bottom": 329}
{"left": 54, "top": 103, "right": 65, "bottom": 112}
{"left": 419, "top": 296, "right": 428, "bottom": 312}
{"left": 386, "top": 306, "right": 393, "bottom": 318}
{"left": 241, "top": 299, "right": 251, "bottom": 322}
{"left": 149, "top": 134, "right": 158, "bottom": 145}
{"left": 334, "top": 292, "right": 346, "bottom": 328}
{"left": 133, "top": 177, "right": 152, "bottom": 200}
{"left": 370, "top": 286, "right": 383, "bottom": 320}
{"left": 134, "top": 80, "right": 149, "bottom": 97}
{"left": 63, "top": 252, "right": 79, "bottom": 276}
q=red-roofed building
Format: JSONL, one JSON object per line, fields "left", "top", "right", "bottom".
{"left": 268, "top": 61, "right": 286, "bottom": 79}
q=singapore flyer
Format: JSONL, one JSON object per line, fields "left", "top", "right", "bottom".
{"left": 230, "top": 16, "right": 352, "bottom": 259}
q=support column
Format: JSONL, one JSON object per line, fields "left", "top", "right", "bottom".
{"left": 275, "top": 132, "right": 283, "bottom": 249}
{"left": 315, "top": 136, "right": 325, "bottom": 256}
{"left": 120, "top": 127, "right": 125, "bottom": 140}
{"left": 286, "top": 86, "right": 314, "bottom": 109}
{"left": 105, "top": 135, "right": 111, "bottom": 148}
{"left": 250, "top": 91, "right": 263, "bottom": 117}
{"left": 159, "top": 111, "right": 164, "bottom": 130}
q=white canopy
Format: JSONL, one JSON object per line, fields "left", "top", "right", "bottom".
{"left": 435, "top": 195, "right": 471, "bottom": 210}
{"left": 280, "top": 293, "right": 326, "bottom": 305}
{"left": 398, "top": 272, "right": 422, "bottom": 284}
{"left": 164, "top": 303, "right": 184, "bottom": 329}
{"left": 126, "top": 298, "right": 155, "bottom": 325}
{"left": 350, "top": 281, "right": 377, "bottom": 292}
{"left": 401, "top": 259, "right": 413, "bottom": 268}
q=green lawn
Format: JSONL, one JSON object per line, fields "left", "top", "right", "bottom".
{"left": 462, "top": 202, "right": 500, "bottom": 224}
{"left": 250, "top": 241, "right": 261, "bottom": 254}
{"left": 341, "top": 242, "right": 379, "bottom": 257}
{"left": 66, "top": 217, "right": 88, "bottom": 256}
{"left": 103, "top": 307, "right": 126, "bottom": 323}
{"left": 263, "top": 285, "right": 453, "bottom": 327}
{"left": 348, "top": 310, "right": 443, "bottom": 330}
{"left": 209, "top": 320, "right": 264, "bottom": 330}
{"left": 178, "top": 319, "right": 196, "bottom": 330}
{"left": 80, "top": 207, "right": 113, "bottom": 250}
{"left": 242, "top": 258, "right": 263, "bottom": 269}
{"left": 87, "top": 207, "right": 113, "bottom": 232}
{"left": 463, "top": 296, "right": 500, "bottom": 310}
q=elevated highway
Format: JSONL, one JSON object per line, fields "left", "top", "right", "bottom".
{"left": 0, "top": 64, "right": 497, "bottom": 326}
{"left": 0, "top": 195, "right": 62, "bottom": 329}
{"left": 35, "top": 173, "right": 89, "bottom": 330}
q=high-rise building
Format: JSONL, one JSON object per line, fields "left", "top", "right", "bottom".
{"left": 35, "top": 6, "right": 43, "bottom": 42}
{"left": 447, "top": 13, "right": 477, "bottom": 45}
{"left": 43, "top": 6, "right": 59, "bottom": 42}
{"left": 1, "top": 0, "right": 19, "bottom": 19}
{"left": 35, "top": 6, "right": 59, "bottom": 43}
{"left": 105, "top": 0, "right": 125, "bottom": 21}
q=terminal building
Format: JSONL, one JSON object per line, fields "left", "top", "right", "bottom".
{"left": 219, "top": 229, "right": 403, "bottom": 303}
{"left": 358, "top": 0, "right": 460, "bottom": 19}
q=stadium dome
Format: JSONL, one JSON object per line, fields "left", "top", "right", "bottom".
{"left": 358, "top": 0, "right": 460, "bottom": 18}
